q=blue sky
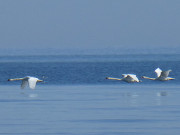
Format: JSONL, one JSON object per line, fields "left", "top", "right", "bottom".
{"left": 0, "top": 0, "right": 180, "bottom": 55}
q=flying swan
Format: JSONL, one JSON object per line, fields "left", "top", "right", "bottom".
{"left": 142, "top": 68, "right": 175, "bottom": 81}
{"left": 106, "top": 74, "right": 141, "bottom": 83}
{"left": 8, "top": 76, "right": 43, "bottom": 89}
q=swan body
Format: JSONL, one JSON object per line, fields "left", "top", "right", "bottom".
{"left": 8, "top": 76, "right": 43, "bottom": 89}
{"left": 106, "top": 74, "right": 141, "bottom": 83}
{"left": 142, "top": 68, "right": 175, "bottom": 81}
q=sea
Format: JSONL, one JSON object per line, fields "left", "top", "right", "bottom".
{"left": 0, "top": 54, "right": 180, "bottom": 135}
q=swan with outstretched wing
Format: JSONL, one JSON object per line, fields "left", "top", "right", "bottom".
{"left": 106, "top": 74, "right": 141, "bottom": 83}
{"left": 8, "top": 76, "right": 43, "bottom": 89}
{"left": 142, "top": 68, "right": 175, "bottom": 81}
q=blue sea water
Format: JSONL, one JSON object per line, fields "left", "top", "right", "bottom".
{"left": 0, "top": 54, "right": 180, "bottom": 135}
{"left": 0, "top": 54, "right": 180, "bottom": 85}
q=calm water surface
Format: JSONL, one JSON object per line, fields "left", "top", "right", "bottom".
{"left": 0, "top": 54, "right": 179, "bottom": 135}
{"left": 0, "top": 85, "right": 180, "bottom": 135}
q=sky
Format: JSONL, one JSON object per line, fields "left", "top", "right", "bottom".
{"left": 0, "top": 0, "right": 180, "bottom": 55}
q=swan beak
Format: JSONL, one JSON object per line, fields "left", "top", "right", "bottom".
{"left": 38, "top": 80, "right": 43, "bottom": 82}
{"left": 8, "top": 79, "right": 13, "bottom": 81}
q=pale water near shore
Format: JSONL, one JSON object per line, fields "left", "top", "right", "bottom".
{"left": 0, "top": 84, "right": 180, "bottom": 135}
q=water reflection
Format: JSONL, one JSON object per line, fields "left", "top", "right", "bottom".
{"left": 119, "top": 90, "right": 168, "bottom": 107}
{"left": 156, "top": 91, "right": 168, "bottom": 106}
{"left": 28, "top": 94, "right": 38, "bottom": 98}
{"left": 156, "top": 91, "right": 168, "bottom": 97}
{"left": 20, "top": 92, "right": 39, "bottom": 99}
{"left": 120, "top": 92, "right": 139, "bottom": 107}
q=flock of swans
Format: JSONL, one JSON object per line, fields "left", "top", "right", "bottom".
{"left": 106, "top": 67, "right": 175, "bottom": 83}
{"left": 7, "top": 67, "right": 175, "bottom": 90}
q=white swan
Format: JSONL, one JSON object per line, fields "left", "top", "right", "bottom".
{"left": 8, "top": 76, "right": 43, "bottom": 89}
{"left": 106, "top": 74, "right": 141, "bottom": 83}
{"left": 142, "top": 68, "right": 175, "bottom": 81}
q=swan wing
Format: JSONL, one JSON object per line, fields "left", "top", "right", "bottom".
{"left": 28, "top": 77, "right": 38, "bottom": 89}
{"left": 21, "top": 80, "right": 28, "bottom": 89}
{"left": 160, "top": 70, "right": 172, "bottom": 78}
{"left": 122, "top": 74, "right": 128, "bottom": 78}
{"left": 128, "top": 74, "right": 139, "bottom": 82}
{"left": 155, "top": 68, "right": 162, "bottom": 77}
